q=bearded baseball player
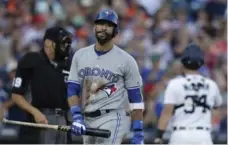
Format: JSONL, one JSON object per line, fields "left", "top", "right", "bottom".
{"left": 154, "top": 44, "right": 223, "bottom": 144}
{"left": 67, "top": 9, "right": 144, "bottom": 144}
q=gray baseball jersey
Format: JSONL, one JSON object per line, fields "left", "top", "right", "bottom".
{"left": 68, "top": 44, "right": 142, "bottom": 112}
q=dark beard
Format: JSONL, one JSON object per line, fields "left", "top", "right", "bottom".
{"left": 95, "top": 31, "right": 113, "bottom": 45}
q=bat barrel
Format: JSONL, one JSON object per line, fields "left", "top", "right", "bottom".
{"left": 58, "top": 126, "right": 111, "bottom": 138}
{"left": 86, "top": 128, "right": 111, "bottom": 138}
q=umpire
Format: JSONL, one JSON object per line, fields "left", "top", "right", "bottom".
{"left": 11, "top": 26, "right": 72, "bottom": 144}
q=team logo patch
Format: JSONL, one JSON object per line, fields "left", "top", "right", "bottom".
{"left": 101, "top": 83, "right": 117, "bottom": 97}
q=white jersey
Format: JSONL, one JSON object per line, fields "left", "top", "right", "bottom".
{"left": 68, "top": 44, "right": 142, "bottom": 112}
{"left": 164, "top": 74, "right": 222, "bottom": 129}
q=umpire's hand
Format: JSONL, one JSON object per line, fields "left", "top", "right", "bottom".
{"left": 32, "top": 109, "right": 48, "bottom": 124}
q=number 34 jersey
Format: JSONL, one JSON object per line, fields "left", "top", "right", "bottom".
{"left": 164, "top": 74, "right": 223, "bottom": 129}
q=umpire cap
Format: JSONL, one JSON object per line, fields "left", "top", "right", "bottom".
{"left": 181, "top": 43, "right": 204, "bottom": 70}
{"left": 43, "top": 27, "right": 72, "bottom": 43}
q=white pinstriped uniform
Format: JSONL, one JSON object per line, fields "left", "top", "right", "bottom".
{"left": 164, "top": 74, "right": 223, "bottom": 144}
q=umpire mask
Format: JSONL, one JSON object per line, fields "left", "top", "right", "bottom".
{"left": 43, "top": 27, "right": 72, "bottom": 62}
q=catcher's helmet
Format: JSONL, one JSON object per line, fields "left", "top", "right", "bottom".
{"left": 94, "top": 9, "right": 119, "bottom": 36}
{"left": 181, "top": 44, "right": 204, "bottom": 70}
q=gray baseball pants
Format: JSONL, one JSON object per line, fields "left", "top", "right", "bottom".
{"left": 83, "top": 109, "right": 131, "bottom": 145}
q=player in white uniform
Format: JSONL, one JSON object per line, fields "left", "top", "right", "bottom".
{"left": 67, "top": 9, "right": 144, "bottom": 144}
{"left": 154, "top": 44, "right": 223, "bottom": 144}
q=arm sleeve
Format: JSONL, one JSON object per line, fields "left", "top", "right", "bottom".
{"left": 127, "top": 88, "right": 144, "bottom": 110}
{"left": 12, "top": 53, "right": 35, "bottom": 95}
{"left": 124, "top": 56, "right": 144, "bottom": 110}
{"left": 67, "top": 52, "right": 81, "bottom": 97}
{"left": 163, "top": 80, "right": 178, "bottom": 104}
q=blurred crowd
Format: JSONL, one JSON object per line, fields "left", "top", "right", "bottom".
{"left": 0, "top": 0, "right": 227, "bottom": 142}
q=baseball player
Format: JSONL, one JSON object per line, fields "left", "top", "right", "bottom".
{"left": 67, "top": 9, "right": 144, "bottom": 144}
{"left": 154, "top": 44, "right": 223, "bottom": 144}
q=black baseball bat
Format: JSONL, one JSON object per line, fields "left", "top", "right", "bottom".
{"left": 58, "top": 125, "right": 111, "bottom": 138}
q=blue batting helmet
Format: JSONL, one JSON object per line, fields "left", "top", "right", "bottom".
{"left": 181, "top": 43, "right": 204, "bottom": 70}
{"left": 94, "top": 9, "right": 119, "bottom": 36}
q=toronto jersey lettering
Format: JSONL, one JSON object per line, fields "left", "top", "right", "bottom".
{"left": 78, "top": 67, "right": 120, "bottom": 83}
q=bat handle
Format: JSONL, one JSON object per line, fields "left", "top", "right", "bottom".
{"left": 58, "top": 125, "right": 71, "bottom": 132}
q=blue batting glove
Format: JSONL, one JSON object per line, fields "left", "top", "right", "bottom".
{"left": 70, "top": 106, "right": 86, "bottom": 136}
{"left": 131, "top": 120, "right": 144, "bottom": 144}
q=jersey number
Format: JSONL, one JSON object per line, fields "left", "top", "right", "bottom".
{"left": 13, "top": 77, "right": 22, "bottom": 88}
{"left": 184, "top": 95, "right": 207, "bottom": 114}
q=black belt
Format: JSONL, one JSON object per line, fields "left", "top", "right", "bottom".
{"left": 84, "top": 110, "right": 112, "bottom": 117}
{"left": 39, "top": 108, "right": 66, "bottom": 116}
{"left": 84, "top": 110, "right": 130, "bottom": 118}
{"left": 173, "top": 126, "right": 210, "bottom": 131}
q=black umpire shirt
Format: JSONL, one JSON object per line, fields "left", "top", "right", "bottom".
{"left": 12, "top": 51, "right": 70, "bottom": 110}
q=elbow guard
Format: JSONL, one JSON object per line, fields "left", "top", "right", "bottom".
{"left": 127, "top": 88, "right": 144, "bottom": 110}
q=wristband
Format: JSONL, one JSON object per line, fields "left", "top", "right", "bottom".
{"left": 132, "top": 120, "right": 143, "bottom": 131}
{"left": 70, "top": 105, "right": 83, "bottom": 121}
{"left": 70, "top": 105, "right": 81, "bottom": 115}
